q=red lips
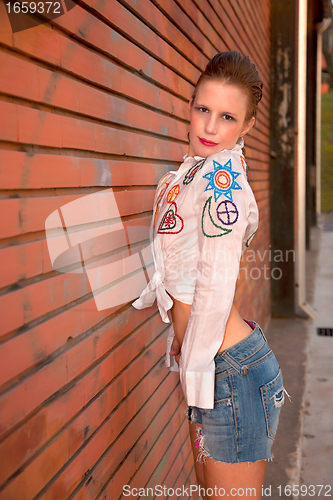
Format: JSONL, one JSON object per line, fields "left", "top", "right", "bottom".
{"left": 198, "top": 137, "right": 218, "bottom": 146}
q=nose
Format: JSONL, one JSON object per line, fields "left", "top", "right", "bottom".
{"left": 204, "top": 115, "right": 217, "bottom": 135}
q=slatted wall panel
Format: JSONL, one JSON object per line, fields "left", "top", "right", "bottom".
{"left": 0, "top": 1, "right": 271, "bottom": 498}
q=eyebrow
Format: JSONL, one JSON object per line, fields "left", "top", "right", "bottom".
{"left": 195, "top": 103, "right": 238, "bottom": 118}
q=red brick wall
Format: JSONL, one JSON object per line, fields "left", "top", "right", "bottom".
{"left": 0, "top": 1, "right": 271, "bottom": 498}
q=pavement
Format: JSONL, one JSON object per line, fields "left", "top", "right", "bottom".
{"left": 263, "top": 220, "right": 333, "bottom": 500}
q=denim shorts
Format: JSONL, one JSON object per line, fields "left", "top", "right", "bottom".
{"left": 186, "top": 321, "right": 288, "bottom": 464}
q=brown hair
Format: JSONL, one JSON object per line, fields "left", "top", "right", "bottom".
{"left": 191, "top": 51, "right": 263, "bottom": 123}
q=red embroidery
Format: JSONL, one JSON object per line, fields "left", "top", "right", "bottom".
{"left": 214, "top": 170, "right": 232, "bottom": 190}
{"left": 164, "top": 212, "right": 175, "bottom": 228}
{"left": 240, "top": 155, "right": 247, "bottom": 174}
{"left": 158, "top": 202, "right": 184, "bottom": 234}
{"left": 240, "top": 155, "right": 249, "bottom": 182}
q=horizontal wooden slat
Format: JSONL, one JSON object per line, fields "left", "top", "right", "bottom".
{"left": 55, "top": 10, "right": 192, "bottom": 100}
{"left": 94, "top": 383, "right": 185, "bottom": 500}
{"left": 202, "top": 0, "right": 271, "bottom": 94}
{"left": 0, "top": 151, "right": 175, "bottom": 190}
{"left": 165, "top": 446, "right": 194, "bottom": 500}
{"left": 0, "top": 331, "right": 170, "bottom": 498}
{"left": 151, "top": 0, "right": 217, "bottom": 59}
{"left": 37, "top": 360, "right": 178, "bottom": 500}
{"left": 246, "top": 147, "right": 270, "bottom": 165}
{"left": 248, "top": 170, "right": 270, "bottom": 181}
{"left": 174, "top": 0, "right": 230, "bottom": 53}
{"left": 205, "top": 0, "right": 271, "bottom": 117}
{"left": 0, "top": 101, "right": 187, "bottom": 160}
{"left": 0, "top": 2, "right": 12, "bottom": 46}
{"left": 126, "top": 406, "right": 190, "bottom": 496}
{"left": 246, "top": 131, "right": 271, "bottom": 152}
{"left": 0, "top": 308, "right": 160, "bottom": 484}
{"left": 0, "top": 213, "right": 155, "bottom": 290}
{"left": 0, "top": 0, "right": 272, "bottom": 498}
{"left": 235, "top": 0, "right": 271, "bottom": 64}
{"left": 0, "top": 267, "right": 156, "bottom": 387}
{"left": 0, "top": 184, "right": 155, "bottom": 240}
{"left": 120, "top": 0, "right": 208, "bottom": 69}
{"left": 0, "top": 308, "right": 165, "bottom": 436}
{"left": 0, "top": 18, "right": 190, "bottom": 119}
{"left": 56, "top": 0, "right": 200, "bottom": 88}
{"left": 0, "top": 222, "right": 154, "bottom": 337}
{"left": 13, "top": 19, "right": 62, "bottom": 66}
{"left": 59, "top": 33, "right": 190, "bottom": 117}
{"left": 71, "top": 376, "right": 183, "bottom": 500}
{"left": 250, "top": 179, "right": 270, "bottom": 192}
{"left": 247, "top": 160, "right": 270, "bottom": 174}
{"left": 0, "top": 51, "right": 189, "bottom": 142}
{"left": 0, "top": 240, "right": 43, "bottom": 289}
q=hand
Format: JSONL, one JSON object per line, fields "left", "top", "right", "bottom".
{"left": 169, "top": 337, "right": 181, "bottom": 366}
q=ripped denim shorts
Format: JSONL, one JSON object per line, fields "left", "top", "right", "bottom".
{"left": 186, "top": 321, "right": 290, "bottom": 464}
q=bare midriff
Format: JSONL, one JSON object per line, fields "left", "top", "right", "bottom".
{"left": 166, "top": 290, "right": 252, "bottom": 353}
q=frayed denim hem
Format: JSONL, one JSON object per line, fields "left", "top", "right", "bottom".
{"left": 194, "top": 425, "right": 275, "bottom": 465}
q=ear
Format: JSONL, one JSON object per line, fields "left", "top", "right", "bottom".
{"left": 188, "top": 98, "right": 193, "bottom": 112}
{"left": 241, "top": 117, "right": 255, "bottom": 137}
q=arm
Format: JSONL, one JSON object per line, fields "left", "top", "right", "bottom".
{"left": 178, "top": 150, "right": 258, "bottom": 408}
{"left": 165, "top": 294, "right": 191, "bottom": 370}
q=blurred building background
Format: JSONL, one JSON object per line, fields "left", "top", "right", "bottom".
{"left": 0, "top": 0, "right": 332, "bottom": 499}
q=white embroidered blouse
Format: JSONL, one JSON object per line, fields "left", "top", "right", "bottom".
{"left": 132, "top": 138, "right": 259, "bottom": 409}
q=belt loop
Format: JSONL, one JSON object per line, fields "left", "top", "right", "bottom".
{"left": 259, "top": 326, "right": 268, "bottom": 343}
{"left": 252, "top": 320, "right": 268, "bottom": 343}
{"left": 223, "top": 352, "right": 248, "bottom": 376}
{"left": 241, "top": 365, "right": 248, "bottom": 375}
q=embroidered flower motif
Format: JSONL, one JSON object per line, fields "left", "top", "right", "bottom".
{"left": 216, "top": 200, "right": 239, "bottom": 226}
{"left": 164, "top": 212, "right": 176, "bottom": 228}
{"left": 167, "top": 184, "right": 180, "bottom": 203}
{"left": 201, "top": 196, "right": 232, "bottom": 238}
{"left": 183, "top": 158, "right": 206, "bottom": 185}
{"left": 203, "top": 159, "right": 242, "bottom": 202}
{"left": 158, "top": 202, "right": 184, "bottom": 234}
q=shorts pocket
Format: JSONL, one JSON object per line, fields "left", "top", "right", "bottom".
{"left": 214, "top": 375, "right": 233, "bottom": 407}
{"left": 214, "top": 396, "right": 233, "bottom": 408}
{"left": 260, "top": 369, "right": 284, "bottom": 440}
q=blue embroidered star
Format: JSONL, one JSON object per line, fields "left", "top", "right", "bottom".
{"left": 203, "top": 159, "right": 242, "bottom": 202}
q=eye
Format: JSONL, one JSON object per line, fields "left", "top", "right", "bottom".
{"left": 196, "top": 106, "right": 209, "bottom": 113}
{"left": 222, "top": 114, "right": 234, "bottom": 121}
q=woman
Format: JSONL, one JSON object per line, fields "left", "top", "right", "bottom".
{"left": 133, "top": 51, "right": 289, "bottom": 499}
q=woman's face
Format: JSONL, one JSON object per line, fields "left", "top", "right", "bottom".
{"left": 188, "top": 79, "right": 255, "bottom": 157}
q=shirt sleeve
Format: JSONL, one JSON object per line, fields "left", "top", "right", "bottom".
{"left": 178, "top": 150, "right": 258, "bottom": 409}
